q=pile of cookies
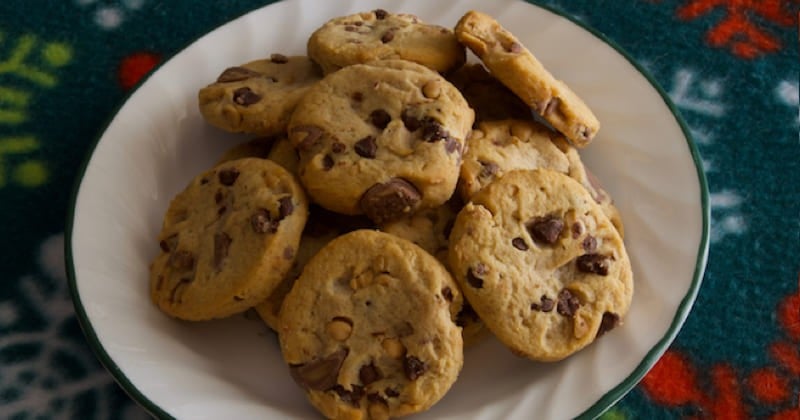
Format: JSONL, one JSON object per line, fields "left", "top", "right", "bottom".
{"left": 149, "top": 9, "right": 633, "bottom": 419}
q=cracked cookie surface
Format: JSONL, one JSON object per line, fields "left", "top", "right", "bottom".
{"left": 279, "top": 230, "right": 463, "bottom": 419}
{"left": 149, "top": 158, "right": 308, "bottom": 320}
{"left": 448, "top": 169, "right": 632, "bottom": 361}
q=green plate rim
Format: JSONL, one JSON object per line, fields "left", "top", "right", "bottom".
{"left": 64, "top": 1, "right": 711, "bottom": 419}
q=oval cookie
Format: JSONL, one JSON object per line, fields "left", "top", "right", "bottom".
{"left": 279, "top": 230, "right": 463, "bottom": 419}
{"left": 448, "top": 169, "right": 633, "bottom": 361}
{"left": 149, "top": 158, "right": 308, "bottom": 320}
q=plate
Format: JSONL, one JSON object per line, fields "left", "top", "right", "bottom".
{"left": 66, "top": 0, "right": 709, "bottom": 418}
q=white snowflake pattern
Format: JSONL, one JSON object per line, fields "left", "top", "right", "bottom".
{"left": 775, "top": 79, "right": 799, "bottom": 127}
{"left": 75, "top": 0, "right": 146, "bottom": 30}
{"left": 708, "top": 190, "right": 747, "bottom": 243}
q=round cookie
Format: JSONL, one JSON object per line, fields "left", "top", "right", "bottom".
{"left": 288, "top": 59, "right": 474, "bottom": 223}
{"left": 455, "top": 11, "right": 600, "bottom": 147}
{"left": 254, "top": 206, "right": 373, "bottom": 331}
{"left": 308, "top": 9, "right": 465, "bottom": 75}
{"left": 447, "top": 64, "right": 533, "bottom": 124}
{"left": 279, "top": 230, "right": 463, "bottom": 419}
{"left": 150, "top": 158, "right": 308, "bottom": 320}
{"left": 199, "top": 55, "right": 322, "bottom": 136}
{"left": 448, "top": 169, "right": 633, "bottom": 361}
{"left": 458, "top": 119, "right": 570, "bottom": 201}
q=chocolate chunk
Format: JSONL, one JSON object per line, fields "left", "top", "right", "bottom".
{"left": 359, "top": 363, "right": 382, "bottom": 385}
{"left": 582, "top": 235, "right": 597, "bottom": 252}
{"left": 278, "top": 197, "right": 294, "bottom": 220}
{"left": 354, "top": 136, "right": 377, "bottom": 158}
{"left": 373, "top": 9, "right": 388, "bottom": 19}
{"left": 233, "top": 87, "right": 261, "bottom": 106}
{"left": 527, "top": 215, "right": 564, "bottom": 245}
{"left": 270, "top": 53, "right": 289, "bottom": 64}
{"left": 169, "top": 250, "right": 194, "bottom": 271}
{"left": 218, "top": 168, "right": 240, "bottom": 186}
{"left": 576, "top": 253, "right": 610, "bottom": 275}
{"left": 596, "top": 312, "right": 620, "bottom": 337}
{"left": 332, "top": 384, "right": 364, "bottom": 407}
{"left": 322, "top": 154, "right": 334, "bottom": 170}
{"left": 401, "top": 109, "right": 422, "bottom": 131}
{"left": 479, "top": 161, "right": 499, "bottom": 178}
{"left": 359, "top": 178, "right": 421, "bottom": 223}
{"left": 351, "top": 92, "right": 364, "bottom": 102}
{"left": 556, "top": 289, "right": 581, "bottom": 317}
{"left": 367, "top": 393, "right": 386, "bottom": 404}
{"left": 369, "top": 109, "right": 392, "bottom": 129}
{"left": 441, "top": 287, "right": 453, "bottom": 302}
{"left": 511, "top": 237, "right": 528, "bottom": 251}
{"left": 200, "top": 178, "right": 209, "bottom": 185}
{"left": 444, "top": 136, "right": 459, "bottom": 153}
{"left": 289, "top": 348, "right": 349, "bottom": 391}
{"left": 384, "top": 387, "right": 399, "bottom": 398}
{"left": 332, "top": 142, "right": 347, "bottom": 153}
{"left": 540, "top": 295, "right": 555, "bottom": 312}
{"left": 213, "top": 232, "right": 232, "bottom": 270}
{"left": 421, "top": 119, "right": 449, "bottom": 142}
{"left": 403, "top": 356, "right": 426, "bottom": 381}
{"left": 466, "top": 264, "right": 486, "bottom": 288}
{"left": 216, "top": 66, "right": 261, "bottom": 83}
{"left": 159, "top": 234, "right": 178, "bottom": 253}
{"left": 381, "top": 29, "right": 396, "bottom": 43}
{"left": 571, "top": 222, "right": 583, "bottom": 239}
{"left": 251, "top": 209, "right": 278, "bottom": 234}
{"left": 292, "top": 125, "right": 324, "bottom": 151}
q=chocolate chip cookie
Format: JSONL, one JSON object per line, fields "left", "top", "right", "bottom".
{"left": 448, "top": 169, "right": 633, "bottom": 361}
{"left": 308, "top": 9, "right": 465, "bottom": 75}
{"left": 150, "top": 158, "right": 308, "bottom": 320}
{"left": 455, "top": 11, "right": 600, "bottom": 147}
{"left": 288, "top": 59, "right": 474, "bottom": 223}
{"left": 279, "top": 230, "right": 463, "bottom": 419}
{"left": 199, "top": 55, "right": 322, "bottom": 136}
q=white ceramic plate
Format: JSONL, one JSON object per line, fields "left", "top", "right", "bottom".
{"left": 67, "top": 0, "right": 709, "bottom": 418}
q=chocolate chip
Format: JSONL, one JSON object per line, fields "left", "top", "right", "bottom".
{"left": 169, "top": 250, "right": 194, "bottom": 271}
{"left": 381, "top": 29, "right": 395, "bottom": 43}
{"left": 456, "top": 303, "right": 479, "bottom": 327}
{"left": 278, "top": 197, "right": 294, "bottom": 220}
{"left": 283, "top": 246, "right": 294, "bottom": 260}
{"left": 582, "top": 235, "right": 597, "bottom": 252}
{"left": 218, "top": 168, "right": 240, "bottom": 186}
{"left": 200, "top": 178, "right": 209, "bottom": 185}
{"left": 289, "top": 348, "right": 349, "bottom": 391}
{"left": 251, "top": 209, "right": 278, "bottom": 234}
{"left": 270, "top": 53, "right": 289, "bottom": 64}
{"left": 401, "top": 109, "right": 421, "bottom": 131}
{"left": 332, "top": 142, "right": 347, "bottom": 153}
{"left": 479, "top": 161, "right": 499, "bottom": 178}
{"left": 384, "top": 387, "right": 399, "bottom": 398}
{"left": 421, "top": 119, "right": 449, "bottom": 142}
{"left": 403, "top": 356, "right": 426, "bottom": 381}
{"left": 556, "top": 289, "right": 580, "bottom": 317}
{"left": 369, "top": 109, "right": 392, "bottom": 129}
{"left": 444, "top": 136, "right": 459, "bottom": 153}
{"left": 233, "top": 87, "right": 261, "bottom": 106}
{"left": 540, "top": 295, "right": 555, "bottom": 312}
{"left": 213, "top": 232, "right": 232, "bottom": 270}
{"left": 374, "top": 9, "right": 388, "bottom": 19}
{"left": 572, "top": 222, "right": 583, "bottom": 239}
{"left": 511, "top": 237, "right": 528, "bottom": 251}
{"left": 576, "top": 253, "right": 610, "bottom": 276}
{"left": 359, "top": 178, "right": 421, "bottom": 223}
{"left": 159, "top": 234, "right": 178, "bottom": 253}
{"left": 597, "top": 312, "right": 620, "bottom": 337}
{"left": 214, "top": 190, "right": 224, "bottom": 204}
{"left": 354, "top": 136, "right": 377, "bottom": 158}
{"left": 352, "top": 92, "right": 364, "bottom": 102}
{"left": 216, "top": 66, "right": 261, "bottom": 83}
{"left": 323, "top": 154, "right": 334, "bottom": 170}
{"left": 527, "top": 216, "right": 564, "bottom": 245}
{"left": 359, "top": 363, "right": 382, "bottom": 385}
{"left": 367, "top": 393, "right": 386, "bottom": 404}
{"left": 441, "top": 287, "right": 453, "bottom": 302}
{"left": 466, "top": 264, "right": 486, "bottom": 288}
{"left": 332, "top": 384, "right": 364, "bottom": 407}
{"left": 292, "top": 125, "right": 324, "bottom": 151}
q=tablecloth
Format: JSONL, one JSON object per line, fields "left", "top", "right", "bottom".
{"left": 0, "top": 0, "right": 797, "bottom": 418}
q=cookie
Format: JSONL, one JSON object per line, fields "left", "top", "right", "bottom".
{"left": 455, "top": 11, "right": 600, "bottom": 147}
{"left": 458, "top": 119, "right": 570, "bottom": 201}
{"left": 288, "top": 59, "right": 474, "bottom": 223}
{"left": 198, "top": 55, "right": 322, "bottom": 136}
{"left": 307, "top": 9, "right": 465, "bottom": 75}
{"left": 279, "top": 230, "right": 463, "bottom": 419}
{"left": 149, "top": 158, "right": 308, "bottom": 320}
{"left": 448, "top": 169, "right": 633, "bottom": 361}
{"left": 216, "top": 136, "right": 275, "bottom": 164}
{"left": 254, "top": 206, "right": 373, "bottom": 331}
{"left": 447, "top": 64, "right": 533, "bottom": 124}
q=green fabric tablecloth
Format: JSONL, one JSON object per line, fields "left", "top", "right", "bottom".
{"left": 0, "top": 0, "right": 797, "bottom": 418}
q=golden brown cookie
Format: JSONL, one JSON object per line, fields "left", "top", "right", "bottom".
{"left": 448, "top": 169, "right": 633, "bottom": 361}
{"left": 279, "top": 230, "right": 463, "bottom": 419}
